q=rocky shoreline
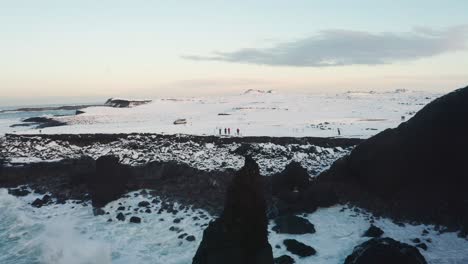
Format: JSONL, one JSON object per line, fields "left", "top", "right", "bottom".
{"left": 1, "top": 86, "right": 467, "bottom": 263}
{"left": 0, "top": 133, "right": 359, "bottom": 216}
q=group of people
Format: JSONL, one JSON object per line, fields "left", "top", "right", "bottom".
{"left": 218, "top": 127, "right": 241, "bottom": 136}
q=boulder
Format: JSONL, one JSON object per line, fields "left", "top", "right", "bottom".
{"left": 283, "top": 239, "right": 316, "bottom": 257}
{"left": 93, "top": 208, "right": 106, "bottom": 216}
{"left": 8, "top": 188, "right": 30, "bottom": 197}
{"left": 272, "top": 162, "right": 310, "bottom": 197}
{"left": 138, "top": 201, "right": 150, "bottom": 207}
{"left": 274, "top": 255, "right": 295, "bottom": 264}
{"left": 270, "top": 162, "right": 319, "bottom": 215}
{"left": 344, "top": 238, "right": 427, "bottom": 264}
{"left": 116, "top": 212, "right": 125, "bottom": 221}
{"left": 272, "top": 215, "right": 315, "bottom": 234}
{"left": 89, "top": 155, "right": 128, "bottom": 207}
{"left": 31, "top": 195, "right": 52, "bottom": 208}
{"left": 363, "top": 225, "right": 384, "bottom": 238}
{"left": 130, "top": 216, "right": 141, "bottom": 223}
{"left": 186, "top": 235, "right": 196, "bottom": 242}
{"left": 192, "top": 156, "right": 274, "bottom": 264}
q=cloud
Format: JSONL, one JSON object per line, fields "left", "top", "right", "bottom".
{"left": 182, "top": 25, "right": 468, "bottom": 67}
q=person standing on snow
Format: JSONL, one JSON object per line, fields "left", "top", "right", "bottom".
{"left": 224, "top": 128, "right": 227, "bottom": 134}
{"left": 219, "top": 128, "right": 222, "bottom": 135}
{"left": 237, "top": 128, "right": 240, "bottom": 136}
{"left": 228, "top": 128, "right": 231, "bottom": 135}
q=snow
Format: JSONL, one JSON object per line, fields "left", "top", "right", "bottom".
{"left": 10, "top": 90, "right": 437, "bottom": 138}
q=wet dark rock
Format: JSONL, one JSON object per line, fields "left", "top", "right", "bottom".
{"left": 173, "top": 218, "right": 182, "bottom": 223}
{"left": 411, "top": 238, "right": 421, "bottom": 243}
{"left": 19, "top": 117, "right": 67, "bottom": 129}
{"left": 416, "top": 243, "right": 427, "bottom": 251}
{"left": 90, "top": 155, "right": 129, "bottom": 207}
{"left": 138, "top": 201, "right": 150, "bottom": 207}
{"left": 116, "top": 212, "right": 125, "bottom": 221}
{"left": 274, "top": 255, "right": 295, "bottom": 264}
{"left": 363, "top": 225, "right": 384, "bottom": 238}
{"left": 178, "top": 233, "right": 188, "bottom": 239}
{"left": 186, "top": 235, "right": 196, "bottom": 242}
{"left": 93, "top": 208, "right": 106, "bottom": 216}
{"left": 31, "top": 195, "right": 52, "bottom": 208}
{"left": 344, "top": 237, "right": 427, "bottom": 264}
{"left": 145, "top": 209, "right": 152, "bottom": 213}
{"left": 117, "top": 206, "right": 126, "bottom": 211}
{"left": 271, "top": 162, "right": 311, "bottom": 215}
{"left": 192, "top": 156, "right": 274, "bottom": 264}
{"left": 130, "top": 216, "right": 141, "bottom": 223}
{"left": 283, "top": 239, "right": 316, "bottom": 257}
{"left": 169, "top": 226, "right": 183, "bottom": 233}
{"left": 272, "top": 215, "right": 315, "bottom": 235}
{"left": 8, "top": 188, "right": 30, "bottom": 197}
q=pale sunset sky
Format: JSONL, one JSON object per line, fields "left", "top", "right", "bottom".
{"left": 1, "top": 0, "right": 468, "bottom": 105}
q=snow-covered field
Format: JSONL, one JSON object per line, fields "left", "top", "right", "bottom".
{"left": 5, "top": 89, "right": 438, "bottom": 138}
{"left": 1, "top": 188, "right": 467, "bottom": 264}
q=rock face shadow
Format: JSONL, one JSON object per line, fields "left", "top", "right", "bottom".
{"left": 193, "top": 156, "right": 274, "bottom": 264}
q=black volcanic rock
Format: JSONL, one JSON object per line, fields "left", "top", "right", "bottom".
{"left": 192, "top": 156, "right": 274, "bottom": 264}
{"left": 274, "top": 255, "right": 295, "bottom": 264}
{"left": 20, "top": 117, "right": 67, "bottom": 128}
{"left": 344, "top": 237, "right": 427, "bottom": 264}
{"left": 363, "top": 225, "right": 384, "bottom": 238}
{"left": 89, "top": 155, "right": 128, "bottom": 207}
{"left": 116, "top": 212, "right": 125, "bottom": 221}
{"left": 312, "top": 86, "right": 468, "bottom": 229}
{"left": 138, "top": 201, "right": 150, "bottom": 207}
{"left": 283, "top": 239, "right": 316, "bottom": 257}
{"left": 8, "top": 188, "right": 30, "bottom": 197}
{"left": 130, "top": 216, "right": 141, "bottom": 223}
{"left": 31, "top": 194, "right": 52, "bottom": 208}
{"left": 271, "top": 162, "right": 313, "bottom": 215}
{"left": 272, "top": 161, "right": 310, "bottom": 197}
{"left": 272, "top": 215, "right": 315, "bottom": 234}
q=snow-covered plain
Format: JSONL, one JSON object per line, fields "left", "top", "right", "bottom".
{"left": 12, "top": 90, "right": 438, "bottom": 138}
{"left": 1, "top": 188, "right": 467, "bottom": 264}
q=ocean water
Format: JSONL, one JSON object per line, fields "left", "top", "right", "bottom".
{"left": 0, "top": 188, "right": 212, "bottom": 264}
{"left": 1, "top": 188, "right": 467, "bottom": 264}
{"left": 0, "top": 105, "right": 79, "bottom": 135}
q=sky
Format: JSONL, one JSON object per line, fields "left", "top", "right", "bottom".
{"left": 1, "top": 0, "right": 468, "bottom": 105}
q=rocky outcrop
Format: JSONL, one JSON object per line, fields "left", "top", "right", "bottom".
{"left": 283, "top": 239, "right": 316, "bottom": 257}
{"left": 192, "top": 156, "right": 274, "bottom": 264}
{"left": 271, "top": 162, "right": 311, "bottom": 215}
{"left": 11, "top": 117, "right": 67, "bottom": 129}
{"left": 311, "top": 86, "right": 468, "bottom": 229}
{"left": 272, "top": 215, "right": 315, "bottom": 234}
{"left": 105, "top": 98, "right": 152, "bottom": 108}
{"left": 344, "top": 237, "right": 427, "bottom": 264}
{"left": 89, "top": 155, "right": 129, "bottom": 207}
{"left": 274, "top": 255, "right": 295, "bottom": 264}
{"left": 363, "top": 225, "right": 384, "bottom": 238}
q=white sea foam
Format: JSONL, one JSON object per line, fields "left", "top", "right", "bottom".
{"left": 1, "top": 189, "right": 467, "bottom": 264}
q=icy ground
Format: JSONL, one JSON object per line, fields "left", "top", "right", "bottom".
{"left": 1, "top": 135, "right": 350, "bottom": 176}
{"left": 1, "top": 188, "right": 467, "bottom": 264}
{"left": 9, "top": 89, "right": 438, "bottom": 138}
